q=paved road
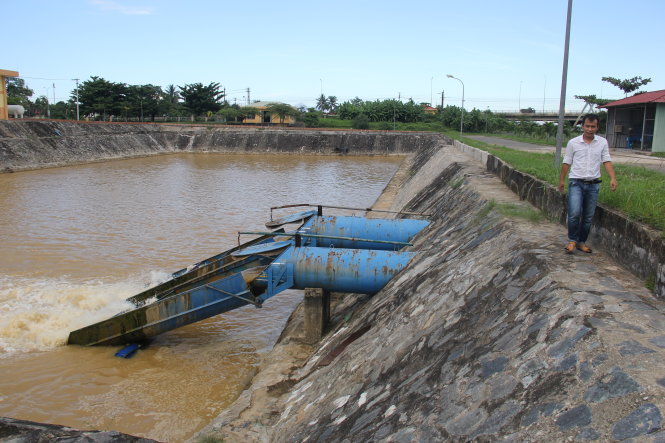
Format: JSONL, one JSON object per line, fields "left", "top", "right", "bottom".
{"left": 467, "top": 135, "right": 665, "bottom": 173}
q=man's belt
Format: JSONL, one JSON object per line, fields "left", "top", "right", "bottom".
{"left": 570, "top": 178, "right": 602, "bottom": 184}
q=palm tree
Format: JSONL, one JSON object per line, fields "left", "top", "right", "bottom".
{"left": 165, "top": 84, "right": 179, "bottom": 104}
{"left": 315, "top": 94, "right": 328, "bottom": 113}
{"left": 327, "top": 96, "right": 338, "bottom": 114}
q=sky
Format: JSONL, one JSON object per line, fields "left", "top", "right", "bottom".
{"left": 3, "top": 0, "right": 663, "bottom": 112}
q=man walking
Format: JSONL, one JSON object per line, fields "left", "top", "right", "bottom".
{"left": 558, "top": 114, "right": 617, "bottom": 254}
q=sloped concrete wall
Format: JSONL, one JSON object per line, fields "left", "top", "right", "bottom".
{"left": 0, "top": 120, "right": 448, "bottom": 172}
{"left": 255, "top": 148, "right": 665, "bottom": 442}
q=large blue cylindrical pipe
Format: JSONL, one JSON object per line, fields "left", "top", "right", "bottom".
{"left": 299, "top": 216, "right": 429, "bottom": 250}
{"left": 277, "top": 246, "right": 415, "bottom": 294}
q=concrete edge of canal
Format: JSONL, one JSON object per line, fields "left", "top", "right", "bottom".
{"left": 1, "top": 121, "right": 664, "bottom": 442}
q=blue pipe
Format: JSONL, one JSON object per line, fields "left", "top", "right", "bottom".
{"left": 298, "top": 216, "right": 429, "bottom": 250}
{"left": 260, "top": 246, "right": 415, "bottom": 297}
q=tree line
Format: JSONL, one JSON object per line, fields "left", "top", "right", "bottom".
{"left": 5, "top": 74, "right": 650, "bottom": 136}
{"left": 6, "top": 77, "right": 229, "bottom": 120}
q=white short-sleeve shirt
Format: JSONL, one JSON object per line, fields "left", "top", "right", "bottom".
{"left": 562, "top": 134, "right": 612, "bottom": 179}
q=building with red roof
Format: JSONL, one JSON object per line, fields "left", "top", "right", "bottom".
{"left": 601, "top": 89, "right": 665, "bottom": 152}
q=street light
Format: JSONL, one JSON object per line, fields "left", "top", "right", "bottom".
{"left": 430, "top": 76, "right": 434, "bottom": 106}
{"left": 43, "top": 87, "right": 50, "bottom": 118}
{"left": 447, "top": 74, "right": 465, "bottom": 135}
{"left": 73, "top": 78, "right": 80, "bottom": 120}
{"left": 554, "top": 0, "right": 573, "bottom": 167}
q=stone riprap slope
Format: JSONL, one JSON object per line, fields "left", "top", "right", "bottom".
{"left": 0, "top": 417, "right": 158, "bottom": 442}
{"left": 0, "top": 120, "right": 446, "bottom": 172}
{"left": 210, "top": 148, "right": 665, "bottom": 442}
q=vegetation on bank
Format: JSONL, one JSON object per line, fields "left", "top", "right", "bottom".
{"left": 454, "top": 134, "right": 665, "bottom": 233}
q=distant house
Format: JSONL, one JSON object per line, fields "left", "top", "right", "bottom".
{"left": 422, "top": 105, "right": 438, "bottom": 115}
{"left": 602, "top": 89, "right": 665, "bottom": 152}
{"left": 242, "top": 101, "right": 296, "bottom": 125}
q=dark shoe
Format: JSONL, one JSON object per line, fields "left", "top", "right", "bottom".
{"left": 565, "top": 241, "right": 576, "bottom": 253}
{"left": 577, "top": 243, "right": 592, "bottom": 253}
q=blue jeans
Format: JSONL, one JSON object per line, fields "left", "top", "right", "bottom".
{"left": 567, "top": 180, "right": 600, "bottom": 243}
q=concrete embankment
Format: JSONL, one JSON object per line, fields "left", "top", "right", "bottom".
{"left": 203, "top": 144, "right": 665, "bottom": 441}
{"left": 0, "top": 120, "right": 444, "bottom": 172}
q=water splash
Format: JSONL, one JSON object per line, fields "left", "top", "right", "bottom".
{"left": 0, "top": 271, "right": 170, "bottom": 356}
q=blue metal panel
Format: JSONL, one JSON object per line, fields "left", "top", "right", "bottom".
{"left": 231, "top": 240, "right": 293, "bottom": 257}
{"left": 298, "top": 216, "right": 429, "bottom": 250}
{"left": 68, "top": 254, "right": 271, "bottom": 345}
{"left": 141, "top": 272, "right": 252, "bottom": 340}
{"left": 265, "top": 210, "right": 317, "bottom": 228}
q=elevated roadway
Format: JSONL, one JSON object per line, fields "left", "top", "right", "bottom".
{"left": 494, "top": 111, "right": 580, "bottom": 122}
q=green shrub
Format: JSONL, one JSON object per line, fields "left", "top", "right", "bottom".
{"left": 352, "top": 114, "right": 370, "bottom": 130}
{"left": 302, "top": 112, "right": 320, "bottom": 127}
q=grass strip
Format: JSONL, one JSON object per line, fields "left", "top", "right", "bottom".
{"left": 451, "top": 132, "right": 665, "bottom": 232}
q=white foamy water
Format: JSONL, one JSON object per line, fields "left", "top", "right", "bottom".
{"left": 0, "top": 272, "right": 171, "bottom": 355}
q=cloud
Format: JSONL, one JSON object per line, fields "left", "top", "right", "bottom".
{"left": 89, "top": 0, "right": 153, "bottom": 15}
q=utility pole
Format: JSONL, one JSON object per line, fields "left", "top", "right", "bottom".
{"left": 441, "top": 90, "right": 444, "bottom": 108}
{"left": 43, "top": 87, "right": 50, "bottom": 118}
{"left": 73, "top": 78, "right": 80, "bottom": 120}
{"left": 247, "top": 87, "right": 250, "bottom": 105}
{"left": 430, "top": 76, "right": 433, "bottom": 106}
{"left": 52, "top": 83, "right": 56, "bottom": 108}
{"left": 554, "top": 0, "right": 573, "bottom": 168}
{"left": 542, "top": 75, "right": 546, "bottom": 114}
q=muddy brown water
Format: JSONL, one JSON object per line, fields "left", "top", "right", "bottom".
{"left": 0, "top": 152, "right": 402, "bottom": 442}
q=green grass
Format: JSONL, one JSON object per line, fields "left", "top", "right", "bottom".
{"left": 645, "top": 275, "right": 656, "bottom": 292}
{"left": 470, "top": 200, "right": 496, "bottom": 226}
{"left": 496, "top": 203, "right": 546, "bottom": 223}
{"left": 448, "top": 133, "right": 665, "bottom": 232}
{"left": 471, "top": 132, "right": 568, "bottom": 147}
{"left": 651, "top": 152, "right": 665, "bottom": 158}
{"left": 449, "top": 177, "right": 465, "bottom": 189}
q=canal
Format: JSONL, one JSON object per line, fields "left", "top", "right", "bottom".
{"left": 0, "top": 152, "right": 402, "bottom": 442}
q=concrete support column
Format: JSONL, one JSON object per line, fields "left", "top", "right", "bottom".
{"left": 303, "top": 288, "right": 330, "bottom": 344}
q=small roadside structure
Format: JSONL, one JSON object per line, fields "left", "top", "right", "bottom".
{"left": 242, "top": 101, "right": 296, "bottom": 125}
{"left": 602, "top": 89, "right": 665, "bottom": 152}
{"left": 421, "top": 104, "right": 438, "bottom": 115}
{"left": 0, "top": 69, "right": 20, "bottom": 120}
